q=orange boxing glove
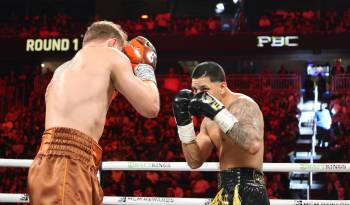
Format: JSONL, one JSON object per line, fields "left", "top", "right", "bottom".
{"left": 123, "top": 36, "right": 157, "bottom": 84}
{"left": 123, "top": 36, "right": 157, "bottom": 69}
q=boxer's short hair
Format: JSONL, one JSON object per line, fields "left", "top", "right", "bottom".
{"left": 83, "top": 20, "right": 128, "bottom": 47}
{"left": 191, "top": 61, "right": 226, "bottom": 82}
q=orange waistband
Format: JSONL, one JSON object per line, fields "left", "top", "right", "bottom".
{"left": 38, "top": 127, "right": 102, "bottom": 168}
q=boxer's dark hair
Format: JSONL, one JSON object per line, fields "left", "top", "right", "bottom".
{"left": 191, "top": 61, "right": 226, "bottom": 82}
{"left": 83, "top": 20, "right": 128, "bottom": 47}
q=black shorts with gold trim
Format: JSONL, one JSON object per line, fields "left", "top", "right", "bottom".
{"left": 211, "top": 167, "right": 270, "bottom": 205}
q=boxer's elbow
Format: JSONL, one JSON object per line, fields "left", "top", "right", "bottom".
{"left": 187, "top": 161, "right": 203, "bottom": 169}
{"left": 141, "top": 103, "right": 159, "bottom": 118}
{"left": 149, "top": 102, "right": 160, "bottom": 117}
{"left": 148, "top": 106, "right": 159, "bottom": 118}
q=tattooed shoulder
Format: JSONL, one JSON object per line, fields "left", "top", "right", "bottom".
{"left": 227, "top": 97, "right": 262, "bottom": 121}
{"left": 226, "top": 96, "right": 264, "bottom": 140}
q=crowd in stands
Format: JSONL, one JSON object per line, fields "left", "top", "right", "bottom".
{"left": 2, "top": 7, "right": 350, "bottom": 38}
{"left": 320, "top": 93, "right": 350, "bottom": 199}
{"left": 0, "top": 65, "right": 302, "bottom": 202}
{"left": 0, "top": 13, "right": 221, "bottom": 38}
{"left": 258, "top": 8, "right": 350, "bottom": 34}
{"left": 1, "top": 13, "right": 79, "bottom": 38}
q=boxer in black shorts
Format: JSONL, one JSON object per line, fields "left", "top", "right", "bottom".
{"left": 173, "top": 62, "right": 269, "bottom": 205}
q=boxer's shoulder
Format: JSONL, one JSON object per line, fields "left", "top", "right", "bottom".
{"left": 105, "top": 47, "right": 129, "bottom": 59}
{"left": 105, "top": 47, "right": 131, "bottom": 66}
{"left": 79, "top": 47, "right": 131, "bottom": 72}
{"left": 228, "top": 93, "right": 258, "bottom": 109}
{"left": 231, "top": 92, "right": 253, "bottom": 101}
{"left": 80, "top": 46, "right": 129, "bottom": 62}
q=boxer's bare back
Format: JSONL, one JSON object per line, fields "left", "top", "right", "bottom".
{"left": 45, "top": 46, "right": 159, "bottom": 142}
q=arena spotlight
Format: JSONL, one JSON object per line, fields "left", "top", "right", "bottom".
{"left": 215, "top": 3, "right": 225, "bottom": 14}
{"left": 141, "top": 14, "right": 149, "bottom": 20}
{"left": 233, "top": 0, "right": 239, "bottom": 3}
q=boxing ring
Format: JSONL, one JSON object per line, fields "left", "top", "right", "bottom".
{"left": 0, "top": 159, "right": 350, "bottom": 205}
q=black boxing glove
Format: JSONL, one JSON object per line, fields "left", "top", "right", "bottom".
{"left": 189, "top": 92, "right": 238, "bottom": 134}
{"left": 173, "top": 89, "right": 193, "bottom": 126}
{"left": 173, "top": 89, "right": 195, "bottom": 144}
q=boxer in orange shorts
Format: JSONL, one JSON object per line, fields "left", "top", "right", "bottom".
{"left": 27, "top": 21, "right": 160, "bottom": 205}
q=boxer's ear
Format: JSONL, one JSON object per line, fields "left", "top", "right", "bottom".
{"left": 220, "top": 82, "right": 227, "bottom": 94}
{"left": 107, "top": 38, "right": 119, "bottom": 48}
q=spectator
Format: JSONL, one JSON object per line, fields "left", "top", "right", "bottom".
{"left": 258, "top": 15, "right": 271, "bottom": 30}
{"left": 315, "top": 103, "right": 332, "bottom": 147}
{"left": 277, "top": 65, "right": 288, "bottom": 74}
{"left": 331, "top": 58, "right": 345, "bottom": 75}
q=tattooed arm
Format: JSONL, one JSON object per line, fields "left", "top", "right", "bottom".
{"left": 226, "top": 97, "right": 264, "bottom": 155}
{"left": 188, "top": 92, "right": 264, "bottom": 155}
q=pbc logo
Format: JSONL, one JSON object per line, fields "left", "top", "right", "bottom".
{"left": 257, "top": 36, "right": 299, "bottom": 48}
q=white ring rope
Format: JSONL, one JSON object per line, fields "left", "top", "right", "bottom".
{"left": 0, "top": 193, "right": 349, "bottom": 205}
{"left": 1, "top": 159, "right": 350, "bottom": 172}
{"left": 1, "top": 159, "right": 350, "bottom": 204}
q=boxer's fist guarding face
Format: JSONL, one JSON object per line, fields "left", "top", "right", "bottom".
{"left": 189, "top": 92, "right": 225, "bottom": 119}
{"left": 123, "top": 36, "right": 157, "bottom": 69}
{"left": 173, "top": 89, "right": 194, "bottom": 126}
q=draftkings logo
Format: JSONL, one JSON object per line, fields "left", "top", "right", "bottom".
{"left": 299, "top": 163, "right": 347, "bottom": 171}
{"left": 127, "top": 162, "right": 171, "bottom": 169}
